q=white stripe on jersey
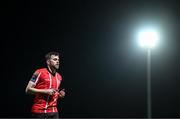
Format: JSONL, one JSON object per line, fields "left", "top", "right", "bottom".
{"left": 34, "top": 72, "right": 41, "bottom": 85}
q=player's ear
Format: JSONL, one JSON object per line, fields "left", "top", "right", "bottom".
{"left": 46, "top": 59, "right": 50, "bottom": 65}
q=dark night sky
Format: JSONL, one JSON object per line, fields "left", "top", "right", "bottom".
{"left": 2, "top": 0, "right": 180, "bottom": 118}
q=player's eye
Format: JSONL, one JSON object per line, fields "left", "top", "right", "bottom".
{"left": 53, "top": 58, "right": 59, "bottom": 61}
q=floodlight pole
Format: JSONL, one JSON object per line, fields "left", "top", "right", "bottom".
{"left": 147, "top": 48, "right": 151, "bottom": 119}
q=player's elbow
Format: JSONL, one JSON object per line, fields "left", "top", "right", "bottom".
{"left": 25, "top": 88, "right": 28, "bottom": 94}
{"left": 25, "top": 87, "right": 30, "bottom": 94}
{"left": 25, "top": 82, "right": 35, "bottom": 94}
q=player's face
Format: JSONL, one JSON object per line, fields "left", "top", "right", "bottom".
{"left": 49, "top": 55, "right": 59, "bottom": 69}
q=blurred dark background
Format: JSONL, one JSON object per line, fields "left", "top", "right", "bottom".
{"left": 2, "top": 0, "right": 180, "bottom": 118}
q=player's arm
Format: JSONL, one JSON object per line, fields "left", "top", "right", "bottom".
{"left": 25, "top": 71, "right": 55, "bottom": 95}
{"left": 58, "top": 88, "right": 65, "bottom": 98}
{"left": 25, "top": 81, "right": 55, "bottom": 95}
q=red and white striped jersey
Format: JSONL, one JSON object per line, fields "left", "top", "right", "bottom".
{"left": 29, "top": 68, "right": 62, "bottom": 113}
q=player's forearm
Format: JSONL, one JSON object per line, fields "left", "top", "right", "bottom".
{"left": 26, "top": 87, "right": 47, "bottom": 95}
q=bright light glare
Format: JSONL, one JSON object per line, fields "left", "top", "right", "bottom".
{"left": 138, "top": 29, "right": 159, "bottom": 48}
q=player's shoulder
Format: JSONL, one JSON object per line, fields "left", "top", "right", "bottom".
{"left": 38, "top": 68, "right": 47, "bottom": 72}
{"left": 56, "top": 71, "right": 61, "bottom": 76}
{"left": 34, "top": 68, "right": 47, "bottom": 74}
{"left": 56, "top": 72, "right": 62, "bottom": 80}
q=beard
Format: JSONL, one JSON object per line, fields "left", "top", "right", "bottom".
{"left": 53, "top": 64, "right": 59, "bottom": 70}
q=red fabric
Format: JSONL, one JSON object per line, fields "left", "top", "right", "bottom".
{"left": 30, "top": 68, "right": 62, "bottom": 113}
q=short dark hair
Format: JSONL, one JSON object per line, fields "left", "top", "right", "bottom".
{"left": 45, "top": 52, "right": 59, "bottom": 61}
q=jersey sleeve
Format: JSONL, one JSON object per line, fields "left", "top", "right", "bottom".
{"left": 30, "top": 70, "right": 41, "bottom": 84}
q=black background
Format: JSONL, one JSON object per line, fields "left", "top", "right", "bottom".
{"left": 2, "top": 0, "right": 180, "bottom": 118}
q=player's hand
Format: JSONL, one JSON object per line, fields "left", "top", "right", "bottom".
{"left": 59, "top": 89, "right": 65, "bottom": 98}
{"left": 45, "top": 89, "right": 56, "bottom": 95}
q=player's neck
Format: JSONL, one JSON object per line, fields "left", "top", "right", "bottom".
{"left": 47, "top": 66, "right": 56, "bottom": 75}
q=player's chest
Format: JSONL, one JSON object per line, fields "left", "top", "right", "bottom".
{"left": 40, "top": 73, "right": 61, "bottom": 88}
